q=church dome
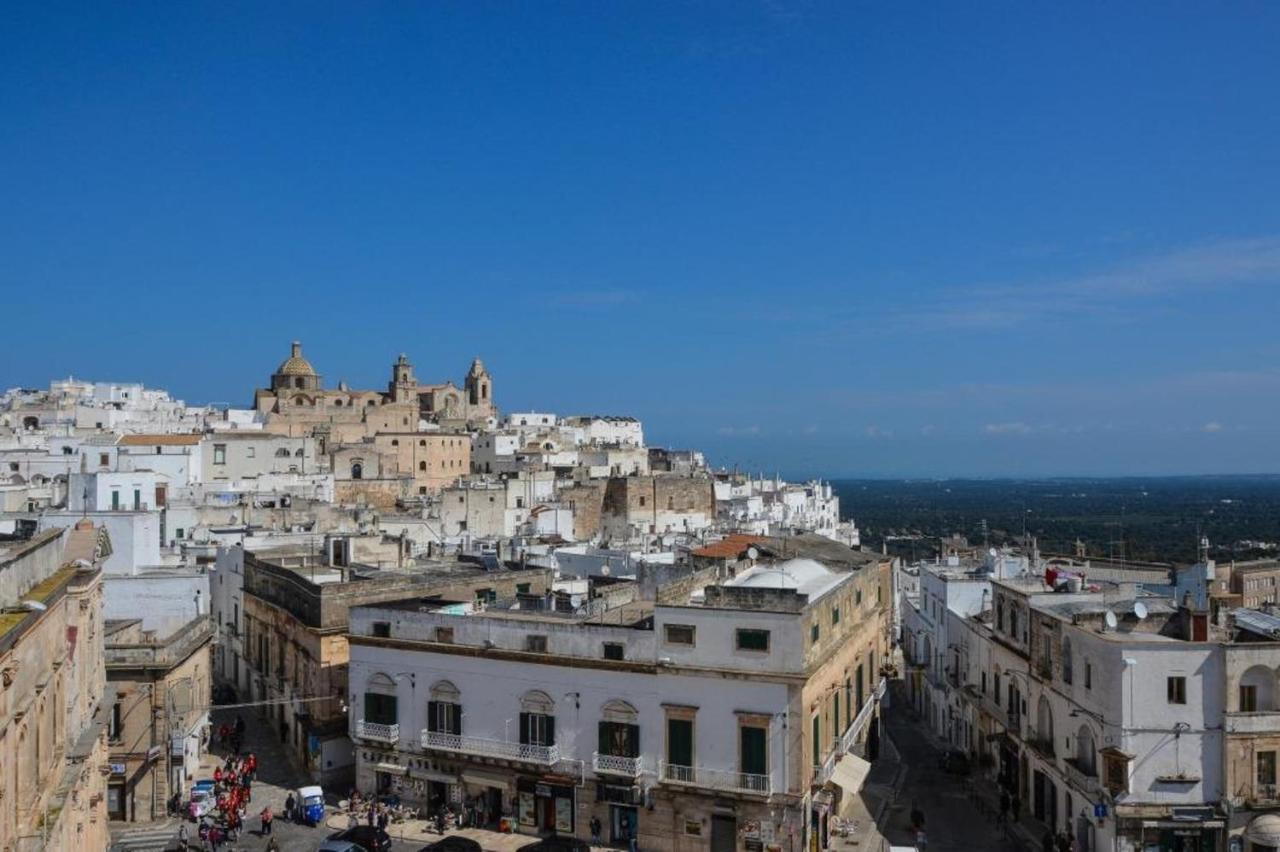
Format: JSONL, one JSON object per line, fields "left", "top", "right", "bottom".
{"left": 276, "top": 341, "right": 317, "bottom": 377}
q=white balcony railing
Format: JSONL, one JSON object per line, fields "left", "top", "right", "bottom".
{"left": 841, "top": 678, "right": 887, "bottom": 753}
{"left": 421, "top": 730, "right": 559, "bottom": 765}
{"left": 660, "top": 761, "right": 771, "bottom": 796}
{"left": 1062, "top": 758, "right": 1100, "bottom": 798}
{"left": 593, "top": 752, "right": 645, "bottom": 777}
{"left": 356, "top": 720, "right": 400, "bottom": 744}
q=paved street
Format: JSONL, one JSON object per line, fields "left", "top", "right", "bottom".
{"left": 877, "top": 683, "right": 1031, "bottom": 852}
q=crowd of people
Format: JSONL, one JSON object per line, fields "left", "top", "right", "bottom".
{"left": 171, "top": 714, "right": 279, "bottom": 851}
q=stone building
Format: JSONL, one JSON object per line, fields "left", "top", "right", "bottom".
{"left": 345, "top": 551, "right": 892, "bottom": 852}
{"left": 0, "top": 523, "right": 112, "bottom": 852}
{"left": 600, "top": 474, "right": 716, "bottom": 544}
{"left": 240, "top": 544, "right": 551, "bottom": 785}
{"left": 103, "top": 614, "right": 214, "bottom": 823}
{"left": 253, "top": 343, "right": 496, "bottom": 432}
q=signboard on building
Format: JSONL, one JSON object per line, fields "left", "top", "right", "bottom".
{"left": 108, "top": 763, "right": 126, "bottom": 776}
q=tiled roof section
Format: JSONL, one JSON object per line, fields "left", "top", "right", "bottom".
{"left": 692, "top": 534, "right": 766, "bottom": 559}
{"left": 118, "top": 434, "right": 201, "bottom": 446}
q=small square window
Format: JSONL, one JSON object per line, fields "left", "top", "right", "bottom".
{"left": 1167, "top": 676, "right": 1187, "bottom": 705}
{"left": 602, "top": 642, "right": 625, "bottom": 661}
{"left": 371, "top": 622, "right": 391, "bottom": 638}
{"left": 664, "top": 624, "right": 696, "bottom": 646}
{"left": 736, "top": 629, "right": 770, "bottom": 652}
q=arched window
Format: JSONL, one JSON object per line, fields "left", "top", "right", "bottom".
{"left": 275, "top": 448, "right": 291, "bottom": 458}
{"left": 334, "top": 398, "right": 343, "bottom": 407}
{"left": 1074, "top": 724, "right": 1097, "bottom": 776}
{"left": 1036, "top": 695, "right": 1055, "bottom": 755}
{"left": 419, "top": 461, "right": 427, "bottom": 472}
{"left": 1061, "top": 636, "right": 1074, "bottom": 685}
{"left": 295, "top": 448, "right": 304, "bottom": 457}
{"left": 22, "top": 416, "right": 38, "bottom": 430}
{"left": 1240, "top": 665, "right": 1277, "bottom": 712}
{"left": 351, "top": 462, "right": 363, "bottom": 480}
{"left": 519, "top": 691, "right": 556, "bottom": 748}
{"left": 391, "top": 439, "right": 399, "bottom": 447}
{"left": 420, "top": 439, "right": 427, "bottom": 447}
{"left": 598, "top": 700, "right": 640, "bottom": 760}
{"left": 427, "top": 680, "right": 462, "bottom": 736}
{"left": 363, "top": 673, "right": 398, "bottom": 725}
{"left": 294, "top": 377, "right": 304, "bottom": 389}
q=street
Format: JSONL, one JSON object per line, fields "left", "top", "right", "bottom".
{"left": 877, "top": 685, "right": 1030, "bottom": 852}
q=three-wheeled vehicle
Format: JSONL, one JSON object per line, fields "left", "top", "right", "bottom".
{"left": 297, "top": 785, "right": 325, "bottom": 826}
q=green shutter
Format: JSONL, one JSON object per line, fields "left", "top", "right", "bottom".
{"left": 667, "top": 718, "right": 693, "bottom": 766}
{"left": 741, "top": 727, "right": 767, "bottom": 776}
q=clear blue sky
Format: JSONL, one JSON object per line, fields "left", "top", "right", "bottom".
{"left": 4, "top": 3, "right": 1279, "bottom": 477}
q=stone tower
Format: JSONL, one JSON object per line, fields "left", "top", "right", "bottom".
{"left": 389, "top": 353, "right": 417, "bottom": 404}
{"left": 465, "top": 358, "right": 492, "bottom": 409}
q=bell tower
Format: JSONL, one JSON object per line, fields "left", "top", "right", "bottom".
{"left": 389, "top": 353, "right": 417, "bottom": 403}
{"left": 465, "top": 358, "right": 492, "bottom": 409}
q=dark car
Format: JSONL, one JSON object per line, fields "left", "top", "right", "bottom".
{"left": 940, "top": 748, "right": 971, "bottom": 775}
{"left": 420, "top": 838, "right": 483, "bottom": 852}
{"left": 521, "top": 837, "right": 592, "bottom": 852}
{"left": 332, "top": 826, "right": 393, "bottom": 852}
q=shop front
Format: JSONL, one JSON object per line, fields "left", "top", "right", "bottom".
{"left": 517, "top": 775, "right": 577, "bottom": 836}
{"left": 1114, "top": 807, "right": 1225, "bottom": 852}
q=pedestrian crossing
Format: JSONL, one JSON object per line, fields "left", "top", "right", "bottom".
{"left": 108, "top": 821, "right": 179, "bottom": 852}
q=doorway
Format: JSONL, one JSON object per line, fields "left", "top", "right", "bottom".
{"left": 611, "top": 805, "right": 637, "bottom": 844}
{"left": 711, "top": 814, "right": 736, "bottom": 852}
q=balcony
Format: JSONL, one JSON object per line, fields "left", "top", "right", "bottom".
{"left": 1249, "top": 784, "right": 1279, "bottom": 806}
{"left": 356, "top": 720, "right": 400, "bottom": 744}
{"left": 1033, "top": 660, "right": 1053, "bottom": 681}
{"left": 1026, "top": 734, "right": 1056, "bottom": 761}
{"left": 420, "top": 730, "right": 559, "bottom": 765}
{"left": 593, "top": 752, "right": 645, "bottom": 777}
{"left": 1007, "top": 710, "right": 1022, "bottom": 731}
{"left": 1062, "top": 758, "right": 1100, "bottom": 797}
{"left": 1226, "top": 711, "right": 1280, "bottom": 734}
{"left": 659, "top": 761, "right": 771, "bottom": 796}
{"left": 841, "top": 679, "right": 887, "bottom": 754}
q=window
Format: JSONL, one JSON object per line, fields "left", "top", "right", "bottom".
{"left": 1062, "top": 637, "right": 1073, "bottom": 685}
{"left": 434, "top": 627, "right": 454, "bottom": 644}
{"left": 664, "top": 624, "right": 695, "bottom": 646}
{"left": 811, "top": 623, "right": 820, "bottom": 643}
{"left": 1085, "top": 661, "right": 1092, "bottom": 690}
{"left": 1259, "top": 751, "right": 1277, "bottom": 788}
{"left": 602, "top": 642, "right": 625, "bottom": 661}
{"left": 363, "top": 679, "right": 398, "bottom": 725}
{"left": 99, "top": 453, "right": 109, "bottom": 467}
{"left": 832, "top": 606, "right": 841, "bottom": 626}
{"left": 111, "top": 490, "right": 120, "bottom": 510}
{"left": 428, "top": 682, "right": 462, "bottom": 735}
{"left": 639, "top": 496, "right": 646, "bottom": 507}
{"left": 109, "top": 702, "right": 123, "bottom": 741}
{"left": 371, "top": 622, "right": 391, "bottom": 638}
{"left": 519, "top": 692, "right": 556, "bottom": 747}
{"left": 525, "top": 635, "right": 548, "bottom": 653}
{"left": 599, "top": 704, "right": 640, "bottom": 758}
{"left": 736, "top": 629, "right": 770, "bottom": 652}
{"left": 855, "top": 590, "right": 862, "bottom": 606}
{"left": 516, "top": 583, "right": 531, "bottom": 595}
{"left": 175, "top": 528, "right": 184, "bottom": 540}
{"left": 246, "top": 446, "right": 256, "bottom": 459}
{"left": 213, "top": 444, "right": 226, "bottom": 465}
{"left": 1241, "top": 684, "right": 1259, "bottom": 713}
{"left": 667, "top": 716, "right": 694, "bottom": 768}
{"left": 1167, "top": 676, "right": 1187, "bottom": 705}
{"left": 811, "top": 714, "right": 821, "bottom": 765}
{"left": 741, "top": 725, "right": 767, "bottom": 776}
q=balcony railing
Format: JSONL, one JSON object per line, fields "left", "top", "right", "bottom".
{"left": 1062, "top": 758, "right": 1100, "bottom": 798}
{"left": 593, "top": 752, "right": 645, "bottom": 777}
{"left": 356, "top": 720, "right": 400, "bottom": 744}
{"left": 421, "top": 730, "right": 559, "bottom": 765}
{"left": 841, "top": 678, "right": 887, "bottom": 754}
{"left": 1026, "top": 733, "right": 1056, "bottom": 761}
{"left": 659, "top": 761, "right": 771, "bottom": 796}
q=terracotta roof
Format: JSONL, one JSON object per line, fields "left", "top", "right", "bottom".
{"left": 118, "top": 434, "right": 201, "bottom": 446}
{"left": 692, "top": 534, "right": 767, "bottom": 559}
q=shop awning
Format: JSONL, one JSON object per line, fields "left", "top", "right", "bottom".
{"left": 832, "top": 755, "right": 873, "bottom": 818}
{"left": 461, "top": 771, "right": 511, "bottom": 792}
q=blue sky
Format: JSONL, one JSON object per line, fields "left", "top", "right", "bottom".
{"left": 3, "top": 3, "right": 1279, "bottom": 477}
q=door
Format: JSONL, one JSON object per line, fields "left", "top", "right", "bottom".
{"left": 611, "top": 805, "right": 637, "bottom": 843}
{"left": 711, "top": 815, "right": 736, "bottom": 852}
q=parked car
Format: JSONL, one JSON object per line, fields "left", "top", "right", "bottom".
{"left": 420, "top": 838, "right": 483, "bottom": 852}
{"left": 297, "top": 785, "right": 326, "bottom": 825}
{"left": 317, "top": 842, "right": 368, "bottom": 852}
{"left": 187, "top": 788, "right": 214, "bottom": 820}
{"left": 332, "top": 826, "right": 393, "bottom": 852}
{"left": 939, "top": 749, "right": 971, "bottom": 775}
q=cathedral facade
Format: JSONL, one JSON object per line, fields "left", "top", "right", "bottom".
{"left": 253, "top": 342, "right": 496, "bottom": 431}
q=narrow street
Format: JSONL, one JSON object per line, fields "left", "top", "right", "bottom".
{"left": 878, "top": 685, "right": 1030, "bottom": 852}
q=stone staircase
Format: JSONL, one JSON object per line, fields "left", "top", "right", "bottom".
{"left": 108, "top": 819, "right": 180, "bottom": 852}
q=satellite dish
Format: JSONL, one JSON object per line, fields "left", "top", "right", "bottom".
{"left": 600, "top": 565, "right": 611, "bottom": 577}
{"left": 1133, "top": 601, "right": 1148, "bottom": 620}
{"left": 1104, "top": 610, "right": 1118, "bottom": 631}
{"left": 746, "top": 547, "right": 759, "bottom": 561}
